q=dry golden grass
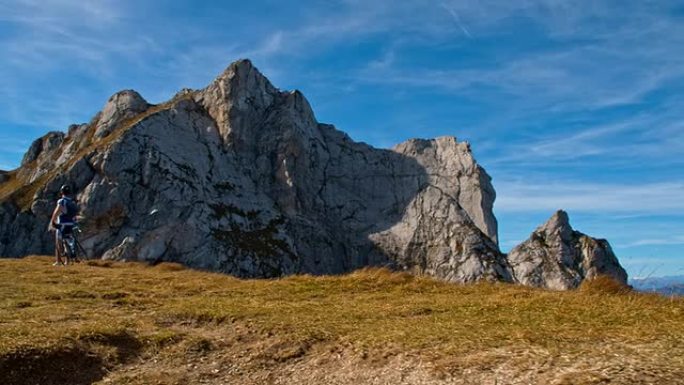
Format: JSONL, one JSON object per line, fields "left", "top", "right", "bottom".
{"left": 579, "top": 274, "right": 632, "bottom": 295}
{"left": 0, "top": 256, "right": 682, "bottom": 384}
{"left": 0, "top": 171, "right": 21, "bottom": 202}
{"left": 152, "top": 262, "right": 187, "bottom": 272}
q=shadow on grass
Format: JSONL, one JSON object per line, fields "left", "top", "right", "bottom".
{"left": 0, "top": 332, "right": 142, "bottom": 385}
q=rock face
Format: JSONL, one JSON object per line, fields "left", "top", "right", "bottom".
{"left": 0, "top": 59, "right": 626, "bottom": 287}
{"left": 21, "top": 131, "right": 65, "bottom": 166}
{"left": 0, "top": 59, "right": 508, "bottom": 283}
{"left": 94, "top": 90, "right": 150, "bottom": 139}
{"left": 508, "top": 210, "right": 628, "bottom": 290}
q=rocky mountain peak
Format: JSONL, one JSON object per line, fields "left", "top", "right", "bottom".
{"left": 207, "top": 58, "right": 277, "bottom": 104}
{"left": 196, "top": 59, "right": 297, "bottom": 148}
{"left": 0, "top": 59, "right": 628, "bottom": 289}
{"left": 95, "top": 89, "right": 149, "bottom": 139}
{"left": 221, "top": 58, "right": 256, "bottom": 75}
{"left": 538, "top": 209, "right": 573, "bottom": 242}
{"left": 508, "top": 210, "right": 627, "bottom": 290}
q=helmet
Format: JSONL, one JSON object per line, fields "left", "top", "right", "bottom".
{"left": 60, "top": 185, "right": 72, "bottom": 195}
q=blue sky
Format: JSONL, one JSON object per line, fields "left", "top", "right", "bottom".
{"left": 0, "top": 0, "right": 682, "bottom": 278}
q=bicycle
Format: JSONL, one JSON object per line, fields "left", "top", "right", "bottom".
{"left": 59, "top": 223, "right": 89, "bottom": 264}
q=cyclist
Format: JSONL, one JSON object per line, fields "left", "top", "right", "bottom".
{"left": 49, "top": 185, "right": 78, "bottom": 266}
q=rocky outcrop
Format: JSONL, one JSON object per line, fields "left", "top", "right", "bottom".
{"left": 94, "top": 90, "right": 149, "bottom": 139}
{"left": 508, "top": 210, "right": 628, "bottom": 290}
{"left": 0, "top": 59, "right": 626, "bottom": 288}
{"left": 21, "top": 131, "right": 65, "bottom": 166}
{"left": 393, "top": 138, "right": 498, "bottom": 244}
{"left": 0, "top": 59, "right": 509, "bottom": 283}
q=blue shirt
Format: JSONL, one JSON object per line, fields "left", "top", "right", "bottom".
{"left": 57, "top": 197, "right": 76, "bottom": 225}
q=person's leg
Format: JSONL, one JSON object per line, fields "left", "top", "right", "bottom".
{"left": 62, "top": 226, "right": 73, "bottom": 265}
{"left": 54, "top": 229, "right": 64, "bottom": 266}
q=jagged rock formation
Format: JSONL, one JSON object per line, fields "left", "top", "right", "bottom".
{"left": 508, "top": 210, "right": 628, "bottom": 290}
{"left": 0, "top": 59, "right": 511, "bottom": 283}
{"left": 0, "top": 60, "right": 628, "bottom": 287}
{"left": 21, "top": 131, "right": 65, "bottom": 167}
{"left": 94, "top": 90, "right": 150, "bottom": 139}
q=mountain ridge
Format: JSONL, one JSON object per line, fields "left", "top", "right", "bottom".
{"left": 0, "top": 59, "right": 626, "bottom": 289}
{"left": 630, "top": 275, "right": 684, "bottom": 296}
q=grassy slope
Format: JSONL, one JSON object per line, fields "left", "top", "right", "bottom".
{"left": 1, "top": 257, "right": 683, "bottom": 384}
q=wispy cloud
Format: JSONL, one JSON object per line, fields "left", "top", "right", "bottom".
{"left": 0, "top": 0, "right": 682, "bottom": 278}
{"left": 483, "top": 106, "right": 684, "bottom": 166}
{"left": 495, "top": 181, "right": 684, "bottom": 214}
{"left": 357, "top": 45, "right": 684, "bottom": 113}
{"left": 441, "top": 3, "right": 472, "bottom": 38}
{"left": 625, "top": 236, "right": 684, "bottom": 247}
{"left": 4, "top": 0, "right": 683, "bottom": 123}
{"left": 0, "top": 0, "right": 133, "bottom": 73}
{"left": 347, "top": 0, "right": 684, "bottom": 131}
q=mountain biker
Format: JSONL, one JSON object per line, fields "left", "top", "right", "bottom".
{"left": 49, "top": 185, "right": 78, "bottom": 266}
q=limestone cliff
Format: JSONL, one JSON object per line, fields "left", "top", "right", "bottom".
{"left": 0, "top": 60, "right": 628, "bottom": 287}
{"left": 0, "top": 59, "right": 508, "bottom": 283}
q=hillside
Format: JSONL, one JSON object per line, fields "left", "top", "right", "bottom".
{"left": 1, "top": 257, "right": 682, "bottom": 385}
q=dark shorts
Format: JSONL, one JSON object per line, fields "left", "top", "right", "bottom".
{"left": 56, "top": 224, "right": 74, "bottom": 240}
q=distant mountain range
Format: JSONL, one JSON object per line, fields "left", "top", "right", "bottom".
{"left": 630, "top": 275, "right": 684, "bottom": 296}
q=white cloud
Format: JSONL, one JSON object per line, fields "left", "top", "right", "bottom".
{"left": 1, "top": 0, "right": 683, "bottom": 172}
{"left": 625, "top": 236, "right": 684, "bottom": 247}
{"left": 344, "top": 0, "right": 684, "bottom": 123}
{"left": 495, "top": 181, "right": 684, "bottom": 214}
{"left": 357, "top": 44, "right": 684, "bottom": 113}
{"left": 479, "top": 98, "right": 684, "bottom": 167}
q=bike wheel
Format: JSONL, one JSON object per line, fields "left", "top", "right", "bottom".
{"left": 62, "top": 239, "right": 76, "bottom": 262}
{"left": 75, "top": 239, "right": 88, "bottom": 260}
